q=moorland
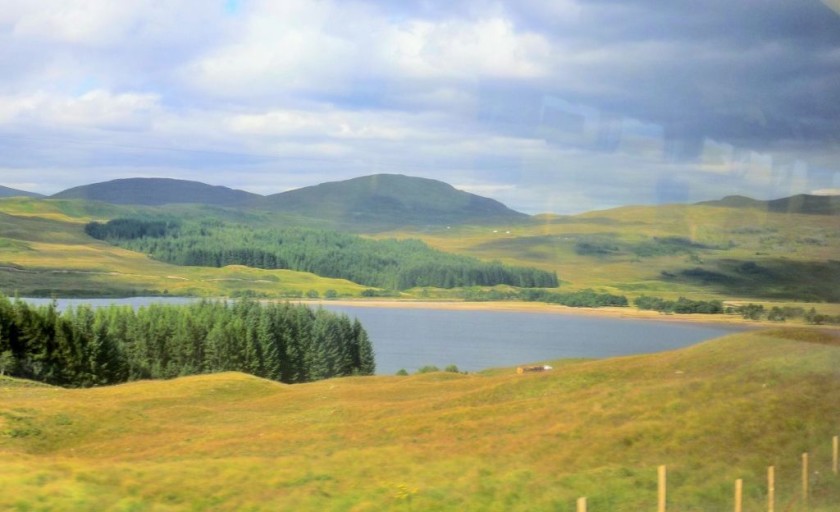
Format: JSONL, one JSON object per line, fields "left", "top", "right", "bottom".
{"left": 1, "top": 174, "right": 839, "bottom": 510}
{"left": 1, "top": 328, "right": 839, "bottom": 511}
{"left": 1, "top": 174, "right": 838, "bottom": 323}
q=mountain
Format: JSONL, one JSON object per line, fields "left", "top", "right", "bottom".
{"left": 48, "top": 175, "right": 529, "bottom": 227}
{"left": 699, "top": 194, "right": 840, "bottom": 215}
{"left": 0, "top": 185, "right": 43, "bottom": 198}
{"left": 266, "top": 174, "right": 529, "bottom": 226}
{"left": 51, "top": 178, "right": 265, "bottom": 207}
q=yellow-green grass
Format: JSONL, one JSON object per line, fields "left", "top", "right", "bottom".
{"left": 378, "top": 204, "right": 840, "bottom": 302}
{"left": 0, "top": 197, "right": 147, "bottom": 224}
{"left": 3, "top": 197, "right": 839, "bottom": 309}
{"left": 0, "top": 208, "right": 366, "bottom": 298}
{"left": 1, "top": 329, "right": 838, "bottom": 511}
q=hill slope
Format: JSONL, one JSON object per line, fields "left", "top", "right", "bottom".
{"left": 1, "top": 329, "right": 838, "bottom": 511}
{"left": 0, "top": 198, "right": 368, "bottom": 298}
{"left": 52, "top": 177, "right": 266, "bottom": 207}
{"left": 0, "top": 185, "right": 42, "bottom": 198}
{"left": 49, "top": 174, "right": 530, "bottom": 229}
{"left": 699, "top": 194, "right": 840, "bottom": 215}
{"left": 267, "top": 174, "right": 529, "bottom": 227}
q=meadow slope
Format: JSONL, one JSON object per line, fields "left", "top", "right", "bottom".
{"left": 2, "top": 196, "right": 840, "bottom": 319}
{"left": 385, "top": 204, "right": 840, "bottom": 304}
{"left": 0, "top": 198, "right": 368, "bottom": 298}
{"left": 1, "top": 329, "right": 838, "bottom": 511}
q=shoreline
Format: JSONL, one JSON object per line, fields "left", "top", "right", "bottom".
{"left": 295, "top": 299, "right": 783, "bottom": 329}
{"left": 19, "top": 295, "right": 835, "bottom": 331}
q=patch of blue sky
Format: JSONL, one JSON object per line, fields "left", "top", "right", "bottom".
{"left": 223, "top": 0, "right": 242, "bottom": 15}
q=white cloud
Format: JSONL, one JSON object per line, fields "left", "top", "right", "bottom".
{"left": 0, "top": 1, "right": 836, "bottom": 213}
{"left": 385, "top": 17, "right": 552, "bottom": 80}
{"left": 0, "top": 90, "right": 160, "bottom": 130}
{"left": 3, "top": 0, "right": 225, "bottom": 47}
{"left": 811, "top": 188, "right": 840, "bottom": 196}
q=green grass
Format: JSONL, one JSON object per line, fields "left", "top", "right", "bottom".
{"left": 2, "top": 197, "right": 839, "bottom": 311}
{"left": 1, "top": 329, "right": 838, "bottom": 510}
{"left": 381, "top": 204, "right": 840, "bottom": 304}
{"left": 0, "top": 200, "right": 368, "bottom": 298}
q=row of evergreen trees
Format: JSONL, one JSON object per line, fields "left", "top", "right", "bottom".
{"left": 0, "top": 295, "right": 375, "bottom": 387}
{"left": 633, "top": 295, "right": 724, "bottom": 314}
{"left": 85, "top": 219, "right": 559, "bottom": 290}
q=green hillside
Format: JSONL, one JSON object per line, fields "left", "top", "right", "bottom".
{"left": 1, "top": 329, "right": 838, "bottom": 511}
{"left": 392, "top": 202, "right": 840, "bottom": 307}
{"left": 1, "top": 185, "right": 838, "bottom": 318}
{"left": 46, "top": 174, "right": 529, "bottom": 229}
{"left": 0, "top": 199, "right": 368, "bottom": 298}
{"left": 267, "top": 174, "right": 529, "bottom": 228}
{"left": 0, "top": 185, "right": 42, "bottom": 199}
{"left": 52, "top": 178, "right": 265, "bottom": 208}
{"left": 700, "top": 194, "right": 840, "bottom": 216}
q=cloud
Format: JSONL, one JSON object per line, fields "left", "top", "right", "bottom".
{"left": 0, "top": 0, "right": 837, "bottom": 214}
{"left": 0, "top": 90, "right": 160, "bottom": 129}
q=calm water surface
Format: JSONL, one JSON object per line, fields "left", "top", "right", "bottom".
{"left": 23, "top": 298, "right": 746, "bottom": 374}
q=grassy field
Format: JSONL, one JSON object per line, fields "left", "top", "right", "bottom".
{"left": 380, "top": 204, "right": 840, "bottom": 307}
{"left": 0, "top": 200, "right": 368, "bottom": 298}
{"left": 1, "top": 328, "right": 838, "bottom": 511}
{"left": 1, "top": 197, "right": 839, "bottom": 317}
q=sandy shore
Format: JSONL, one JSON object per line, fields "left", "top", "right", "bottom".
{"left": 291, "top": 299, "right": 794, "bottom": 328}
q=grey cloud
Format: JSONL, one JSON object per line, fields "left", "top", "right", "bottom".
{"left": 1, "top": 1, "right": 837, "bottom": 213}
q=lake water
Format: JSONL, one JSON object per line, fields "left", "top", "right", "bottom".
{"left": 22, "top": 298, "right": 746, "bottom": 374}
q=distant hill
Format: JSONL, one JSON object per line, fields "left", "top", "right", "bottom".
{"left": 699, "top": 194, "right": 840, "bottom": 215}
{"left": 0, "top": 185, "right": 43, "bottom": 198}
{"left": 48, "top": 174, "right": 529, "bottom": 227}
{"left": 266, "top": 174, "right": 529, "bottom": 226}
{"left": 52, "top": 178, "right": 265, "bottom": 207}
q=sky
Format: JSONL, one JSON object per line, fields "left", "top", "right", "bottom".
{"left": 1, "top": 0, "right": 839, "bottom": 214}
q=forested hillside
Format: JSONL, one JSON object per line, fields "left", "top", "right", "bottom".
{"left": 0, "top": 295, "right": 374, "bottom": 387}
{"left": 85, "top": 218, "right": 559, "bottom": 290}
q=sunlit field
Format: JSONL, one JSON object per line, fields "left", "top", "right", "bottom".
{"left": 2, "top": 329, "right": 838, "bottom": 511}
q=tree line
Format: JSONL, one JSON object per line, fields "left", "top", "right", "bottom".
{"left": 0, "top": 295, "right": 375, "bottom": 387}
{"left": 85, "top": 218, "right": 559, "bottom": 290}
{"left": 633, "top": 296, "right": 724, "bottom": 314}
{"left": 459, "top": 287, "right": 629, "bottom": 308}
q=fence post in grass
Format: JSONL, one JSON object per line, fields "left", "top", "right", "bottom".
{"left": 767, "top": 466, "right": 775, "bottom": 512}
{"left": 833, "top": 435, "right": 838, "bottom": 475}
{"left": 802, "top": 452, "right": 809, "bottom": 507}
{"left": 658, "top": 465, "right": 667, "bottom": 512}
{"left": 734, "top": 479, "right": 742, "bottom": 512}
{"left": 577, "top": 497, "right": 587, "bottom": 512}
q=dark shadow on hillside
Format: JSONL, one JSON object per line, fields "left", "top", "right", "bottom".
{"left": 661, "top": 259, "right": 840, "bottom": 302}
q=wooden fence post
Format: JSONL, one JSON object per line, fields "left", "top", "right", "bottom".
{"left": 802, "top": 452, "right": 809, "bottom": 507}
{"left": 734, "top": 479, "right": 743, "bottom": 512}
{"left": 577, "top": 496, "right": 587, "bottom": 512}
{"left": 767, "top": 466, "right": 774, "bottom": 512}
{"left": 833, "top": 435, "right": 838, "bottom": 475}
{"left": 658, "top": 465, "right": 667, "bottom": 512}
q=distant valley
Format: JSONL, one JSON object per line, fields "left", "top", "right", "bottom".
{"left": 0, "top": 174, "right": 838, "bottom": 324}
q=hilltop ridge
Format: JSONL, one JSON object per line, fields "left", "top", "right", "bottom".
{"left": 0, "top": 185, "right": 42, "bottom": 198}
{"left": 267, "top": 173, "right": 528, "bottom": 226}
{"left": 47, "top": 174, "right": 530, "bottom": 227}
{"left": 698, "top": 193, "right": 840, "bottom": 215}
{"left": 51, "top": 177, "right": 265, "bottom": 207}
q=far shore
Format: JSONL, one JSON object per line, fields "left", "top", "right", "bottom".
{"left": 294, "top": 298, "right": 807, "bottom": 329}
{"left": 20, "top": 295, "right": 837, "bottom": 330}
